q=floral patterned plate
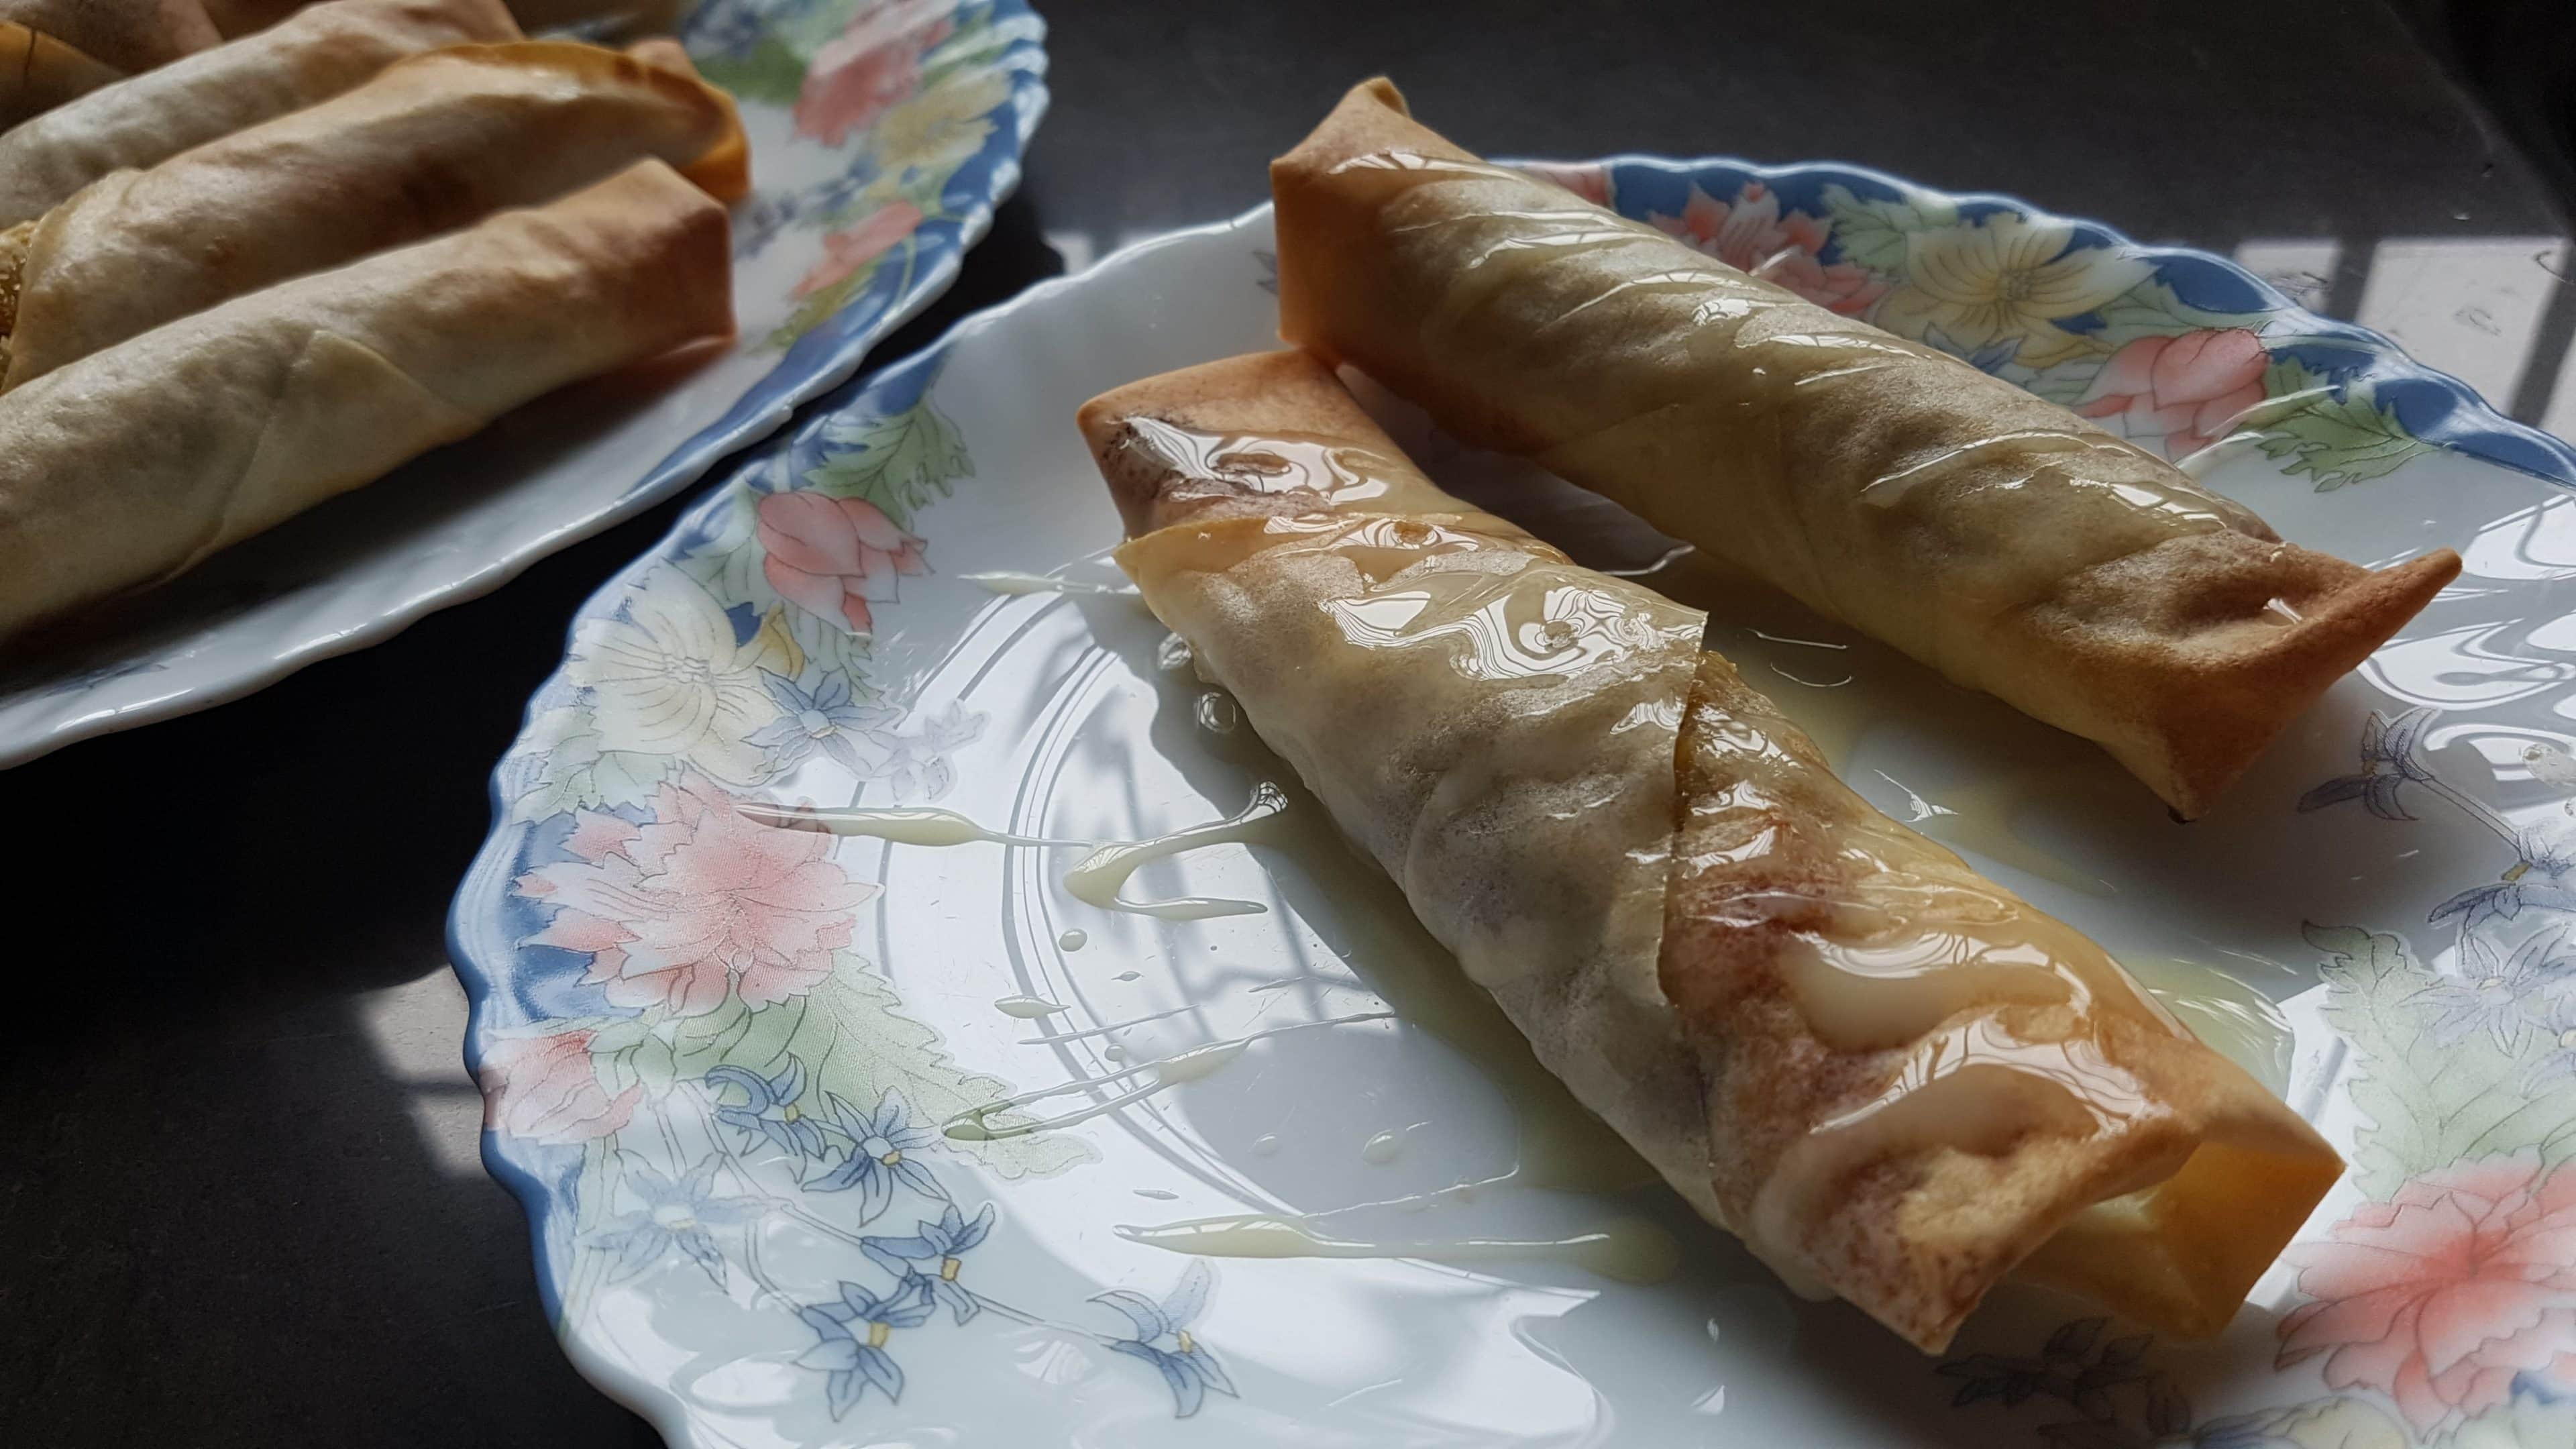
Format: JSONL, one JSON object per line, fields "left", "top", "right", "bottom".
{"left": 451, "top": 159, "right": 2576, "bottom": 1448}
{"left": 0, "top": 0, "right": 1045, "bottom": 769}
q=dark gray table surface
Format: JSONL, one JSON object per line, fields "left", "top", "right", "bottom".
{"left": 4, "top": 1, "right": 2569, "bottom": 1443}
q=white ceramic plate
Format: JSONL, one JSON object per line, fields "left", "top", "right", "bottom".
{"left": 0, "top": 0, "right": 1046, "bottom": 769}
{"left": 452, "top": 161, "right": 2576, "bottom": 1448}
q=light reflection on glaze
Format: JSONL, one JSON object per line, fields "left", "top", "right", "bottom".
{"left": 1858, "top": 430, "right": 2112, "bottom": 506}
{"left": 1322, "top": 578, "right": 1678, "bottom": 683}
{"left": 1118, "top": 416, "right": 1422, "bottom": 512}
{"left": 1061, "top": 783, "right": 1289, "bottom": 920}
{"left": 1117, "top": 1210, "right": 1682, "bottom": 1285}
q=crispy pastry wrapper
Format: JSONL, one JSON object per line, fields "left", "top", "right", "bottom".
{"left": 0, "top": 0, "right": 521, "bottom": 227}
{"left": 1269, "top": 78, "right": 2461, "bottom": 818}
{"left": 0, "top": 159, "right": 731, "bottom": 642}
{"left": 1079, "top": 350, "right": 2342, "bottom": 1351}
{"left": 0, "top": 39, "right": 744, "bottom": 387}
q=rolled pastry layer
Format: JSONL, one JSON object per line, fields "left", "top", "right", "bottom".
{"left": 0, "top": 39, "right": 745, "bottom": 386}
{"left": 0, "top": 159, "right": 731, "bottom": 642}
{"left": 1081, "top": 350, "right": 2342, "bottom": 1351}
{"left": 0, "top": 0, "right": 521, "bottom": 227}
{"left": 1270, "top": 79, "right": 2461, "bottom": 818}
{"left": 0, "top": 22, "right": 122, "bottom": 129}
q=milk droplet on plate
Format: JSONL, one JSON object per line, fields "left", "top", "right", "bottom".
{"left": 1058, "top": 928, "right": 1087, "bottom": 951}
{"left": 1360, "top": 1129, "right": 1405, "bottom": 1165}
{"left": 1114, "top": 970, "right": 1140, "bottom": 982}
{"left": 1252, "top": 1134, "right": 1279, "bottom": 1157}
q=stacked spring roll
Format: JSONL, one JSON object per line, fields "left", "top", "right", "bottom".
{"left": 1269, "top": 79, "right": 2461, "bottom": 818}
{"left": 0, "top": 38, "right": 745, "bottom": 384}
{"left": 0, "top": 160, "right": 733, "bottom": 640}
{"left": 1081, "top": 351, "right": 2344, "bottom": 1350}
{"left": 0, "top": 0, "right": 522, "bottom": 227}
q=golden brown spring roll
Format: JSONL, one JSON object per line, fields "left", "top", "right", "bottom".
{"left": 1082, "top": 350, "right": 2341, "bottom": 1352}
{"left": 1271, "top": 80, "right": 2461, "bottom": 819}
{"left": 0, "top": 159, "right": 731, "bottom": 643}
{"left": 0, "top": 0, "right": 521, "bottom": 227}
{"left": 0, "top": 39, "right": 745, "bottom": 387}
{"left": 0, "top": 22, "right": 122, "bottom": 128}
{"left": 0, "top": 0, "right": 217, "bottom": 71}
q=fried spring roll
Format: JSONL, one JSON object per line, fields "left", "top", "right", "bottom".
{"left": 1080, "top": 350, "right": 2342, "bottom": 1351}
{"left": 0, "top": 159, "right": 731, "bottom": 643}
{"left": 0, "top": 39, "right": 745, "bottom": 386}
{"left": 0, "top": 0, "right": 521, "bottom": 227}
{"left": 1270, "top": 79, "right": 2461, "bottom": 818}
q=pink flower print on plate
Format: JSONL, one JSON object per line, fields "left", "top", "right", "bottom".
{"left": 796, "top": 201, "right": 926, "bottom": 299}
{"left": 515, "top": 773, "right": 877, "bottom": 1016}
{"left": 1647, "top": 181, "right": 1889, "bottom": 315}
{"left": 793, "top": 0, "right": 955, "bottom": 146}
{"left": 2277, "top": 1153, "right": 2576, "bottom": 1436}
{"left": 2075, "top": 327, "right": 2271, "bottom": 457}
{"left": 757, "top": 489, "right": 928, "bottom": 635}
{"left": 479, "top": 1028, "right": 639, "bottom": 1145}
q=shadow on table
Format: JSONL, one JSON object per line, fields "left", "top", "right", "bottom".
{"left": 0, "top": 194, "right": 1066, "bottom": 1448}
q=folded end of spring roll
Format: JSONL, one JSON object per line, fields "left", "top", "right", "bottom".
{"left": 2025, "top": 533, "right": 2461, "bottom": 818}
{"left": 0, "top": 21, "right": 121, "bottom": 129}
{"left": 1082, "top": 348, "right": 2343, "bottom": 1355}
{"left": 0, "top": 158, "right": 731, "bottom": 645}
{"left": 1271, "top": 78, "right": 2460, "bottom": 820}
{"left": 423, "top": 41, "right": 753, "bottom": 205}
